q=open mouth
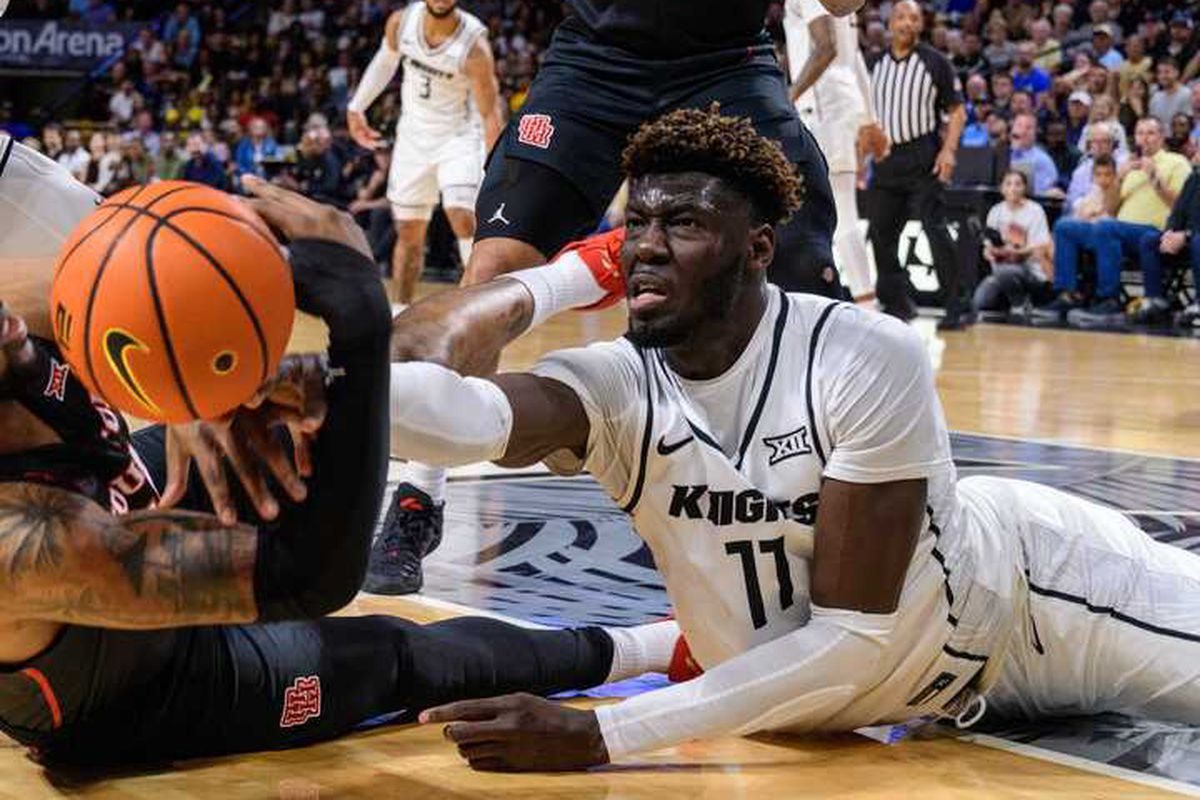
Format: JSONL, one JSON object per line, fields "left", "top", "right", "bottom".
{"left": 627, "top": 273, "right": 670, "bottom": 313}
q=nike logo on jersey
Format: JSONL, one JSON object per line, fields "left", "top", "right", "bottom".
{"left": 656, "top": 434, "right": 694, "bottom": 456}
{"left": 103, "top": 328, "right": 161, "bottom": 416}
{"left": 762, "top": 425, "right": 813, "bottom": 466}
{"left": 487, "top": 203, "right": 510, "bottom": 226}
{"left": 668, "top": 486, "right": 819, "bottom": 526}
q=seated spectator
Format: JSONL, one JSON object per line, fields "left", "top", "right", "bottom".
{"left": 1118, "top": 35, "right": 1153, "bottom": 97}
{"left": 41, "top": 123, "right": 64, "bottom": 162}
{"left": 82, "top": 132, "right": 107, "bottom": 192}
{"left": 1066, "top": 91, "right": 1092, "bottom": 149}
{"left": 180, "top": 132, "right": 226, "bottom": 189}
{"left": 110, "top": 138, "right": 156, "bottom": 192}
{"left": 347, "top": 147, "right": 397, "bottom": 267}
{"left": 1030, "top": 17, "right": 1062, "bottom": 73}
{"left": 1169, "top": 113, "right": 1196, "bottom": 158}
{"left": 1150, "top": 57, "right": 1191, "bottom": 128}
{"left": 1043, "top": 119, "right": 1080, "bottom": 191}
{"left": 953, "top": 31, "right": 989, "bottom": 78}
{"left": 109, "top": 80, "right": 138, "bottom": 125}
{"left": 155, "top": 131, "right": 185, "bottom": 180}
{"left": 233, "top": 116, "right": 279, "bottom": 178}
{"left": 1090, "top": 24, "right": 1124, "bottom": 70}
{"left": 1130, "top": 161, "right": 1200, "bottom": 325}
{"left": 1065, "top": 125, "right": 1126, "bottom": 212}
{"left": 163, "top": 3, "right": 201, "bottom": 51}
{"left": 1036, "top": 118, "right": 1191, "bottom": 326}
{"left": 1119, "top": 76, "right": 1150, "bottom": 133}
{"left": 1081, "top": 95, "right": 1129, "bottom": 155}
{"left": 1158, "top": 13, "right": 1197, "bottom": 68}
{"left": 986, "top": 113, "right": 1010, "bottom": 148}
{"left": 973, "top": 170, "right": 1054, "bottom": 318}
{"left": 1013, "top": 41, "right": 1051, "bottom": 98}
{"left": 57, "top": 129, "right": 91, "bottom": 184}
{"left": 127, "top": 109, "right": 161, "bottom": 157}
{"left": 991, "top": 71, "right": 1015, "bottom": 120}
{"left": 1053, "top": 3, "right": 1084, "bottom": 60}
{"left": 984, "top": 19, "right": 1017, "bottom": 73}
{"left": 91, "top": 132, "right": 123, "bottom": 196}
{"left": 1072, "top": 153, "right": 1121, "bottom": 221}
{"left": 1008, "top": 112, "right": 1059, "bottom": 195}
{"left": 273, "top": 127, "right": 341, "bottom": 206}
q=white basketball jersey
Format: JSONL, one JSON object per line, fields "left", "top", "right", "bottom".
{"left": 394, "top": 3, "right": 486, "bottom": 138}
{"left": 535, "top": 290, "right": 1023, "bottom": 722}
{"left": 784, "top": 0, "right": 870, "bottom": 124}
{"left": 0, "top": 134, "right": 100, "bottom": 266}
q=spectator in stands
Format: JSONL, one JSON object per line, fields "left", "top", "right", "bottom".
{"left": 180, "top": 131, "right": 226, "bottom": 189}
{"left": 57, "top": 130, "right": 91, "bottom": 184}
{"left": 953, "top": 30, "right": 989, "bottom": 78}
{"left": 1013, "top": 40, "right": 1052, "bottom": 98}
{"left": 128, "top": 109, "right": 160, "bottom": 157}
{"left": 1030, "top": 17, "right": 1062, "bottom": 73}
{"left": 40, "top": 123, "right": 63, "bottom": 162}
{"left": 1072, "top": 154, "right": 1120, "bottom": 221}
{"left": 129, "top": 26, "right": 166, "bottom": 67}
{"left": 155, "top": 131, "right": 184, "bottom": 181}
{"left": 1169, "top": 113, "right": 1196, "bottom": 158}
{"left": 1084, "top": 0, "right": 1122, "bottom": 44}
{"left": 1158, "top": 13, "right": 1196, "bottom": 67}
{"left": 1090, "top": 24, "right": 1123, "bottom": 71}
{"left": 1053, "top": 3, "right": 1084, "bottom": 59}
{"left": 109, "top": 80, "right": 137, "bottom": 125}
{"left": 347, "top": 146, "right": 397, "bottom": 268}
{"left": 1065, "top": 125, "right": 1125, "bottom": 213}
{"left": 1037, "top": 118, "right": 1190, "bottom": 326}
{"left": 1043, "top": 119, "right": 1080, "bottom": 191}
{"left": 1009, "top": 112, "right": 1059, "bottom": 195}
{"left": 110, "top": 138, "right": 155, "bottom": 192}
{"left": 1120, "top": 76, "right": 1150, "bottom": 134}
{"left": 1066, "top": 91, "right": 1092, "bottom": 148}
{"left": 973, "top": 170, "right": 1054, "bottom": 319}
{"left": 986, "top": 113, "right": 1010, "bottom": 148}
{"left": 163, "top": 3, "right": 201, "bottom": 52}
{"left": 1150, "top": 57, "right": 1191, "bottom": 128}
{"left": 82, "top": 132, "right": 107, "bottom": 192}
{"left": 991, "top": 71, "right": 1015, "bottom": 120}
{"left": 1118, "top": 35, "right": 1153, "bottom": 97}
{"left": 274, "top": 127, "right": 341, "bottom": 207}
{"left": 1130, "top": 164, "right": 1200, "bottom": 326}
{"left": 1083, "top": 95, "right": 1129, "bottom": 155}
{"left": 233, "top": 116, "right": 278, "bottom": 178}
{"left": 985, "top": 19, "right": 1017, "bottom": 73}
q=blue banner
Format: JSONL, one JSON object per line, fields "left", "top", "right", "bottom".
{"left": 0, "top": 19, "right": 139, "bottom": 71}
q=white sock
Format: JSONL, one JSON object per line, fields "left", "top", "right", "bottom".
{"left": 604, "top": 620, "right": 681, "bottom": 683}
{"left": 457, "top": 237, "right": 473, "bottom": 268}
{"left": 830, "top": 171, "right": 873, "bottom": 298}
{"left": 405, "top": 462, "right": 447, "bottom": 505}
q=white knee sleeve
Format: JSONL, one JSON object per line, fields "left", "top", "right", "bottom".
{"left": 389, "top": 362, "right": 513, "bottom": 466}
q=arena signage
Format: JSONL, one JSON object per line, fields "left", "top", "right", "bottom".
{"left": 0, "top": 19, "right": 138, "bottom": 70}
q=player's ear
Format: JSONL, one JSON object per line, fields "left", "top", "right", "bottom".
{"left": 748, "top": 222, "right": 775, "bottom": 275}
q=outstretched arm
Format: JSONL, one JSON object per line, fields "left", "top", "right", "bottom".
{"left": 347, "top": 10, "right": 404, "bottom": 150}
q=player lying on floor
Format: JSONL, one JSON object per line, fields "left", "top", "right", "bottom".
{"left": 0, "top": 138, "right": 670, "bottom": 765}
{"left": 386, "top": 107, "right": 1200, "bottom": 772}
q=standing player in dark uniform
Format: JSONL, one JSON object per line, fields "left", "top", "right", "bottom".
{"left": 371, "top": 0, "right": 867, "bottom": 596}
{"left": 0, "top": 141, "right": 633, "bottom": 765}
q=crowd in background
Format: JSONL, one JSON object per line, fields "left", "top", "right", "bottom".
{"left": 6, "top": 0, "right": 1200, "bottom": 328}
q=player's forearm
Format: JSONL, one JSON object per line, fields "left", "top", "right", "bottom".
{"left": 482, "top": 108, "right": 503, "bottom": 152}
{"left": 595, "top": 608, "right": 901, "bottom": 759}
{"left": 941, "top": 105, "right": 965, "bottom": 154}
{"left": 792, "top": 47, "right": 836, "bottom": 101}
{"left": 0, "top": 484, "right": 259, "bottom": 629}
{"left": 348, "top": 40, "right": 401, "bottom": 114}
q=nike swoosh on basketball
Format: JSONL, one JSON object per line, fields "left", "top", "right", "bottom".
{"left": 103, "top": 328, "right": 160, "bottom": 414}
{"left": 656, "top": 434, "right": 694, "bottom": 456}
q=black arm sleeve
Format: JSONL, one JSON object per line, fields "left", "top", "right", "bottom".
{"left": 253, "top": 238, "right": 392, "bottom": 621}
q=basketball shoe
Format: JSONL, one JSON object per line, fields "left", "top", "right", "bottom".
{"left": 364, "top": 483, "right": 444, "bottom": 595}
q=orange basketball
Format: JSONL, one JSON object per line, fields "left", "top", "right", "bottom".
{"left": 49, "top": 181, "right": 294, "bottom": 424}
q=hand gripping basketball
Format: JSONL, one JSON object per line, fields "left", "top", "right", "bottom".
{"left": 551, "top": 226, "right": 627, "bottom": 311}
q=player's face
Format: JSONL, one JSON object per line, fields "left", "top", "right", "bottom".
{"left": 621, "top": 173, "right": 761, "bottom": 349}
{"left": 425, "top": 0, "right": 457, "bottom": 18}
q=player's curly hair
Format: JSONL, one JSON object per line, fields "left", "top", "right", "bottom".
{"left": 621, "top": 104, "right": 804, "bottom": 225}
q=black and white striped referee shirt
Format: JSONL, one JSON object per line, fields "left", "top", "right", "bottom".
{"left": 869, "top": 43, "right": 961, "bottom": 146}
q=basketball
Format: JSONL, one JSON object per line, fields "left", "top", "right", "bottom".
{"left": 49, "top": 180, "right": 294, "bottom": 424}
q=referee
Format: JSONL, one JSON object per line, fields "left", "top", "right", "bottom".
{"left": 867, "top": 0, "right": 967, "bottom": 328}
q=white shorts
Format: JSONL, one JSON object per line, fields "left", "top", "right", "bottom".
{"left": 387, "top": 128, "right": 484, "bottom": 221}
{"left": 972, "top": 477, "right": 1200, "bottom": 724}
{"left": 797, "top": 71, "right": 867, "bottom": 174}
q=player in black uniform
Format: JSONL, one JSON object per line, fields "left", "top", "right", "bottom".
{"left": 0, "top": 155, "right": 620, "bottom": 765}
{"left": 370, "top": 0, "right": 867, "bottom": 597}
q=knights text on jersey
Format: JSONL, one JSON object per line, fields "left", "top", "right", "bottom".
{"left": 533, "top": 289, "right": 1022, "bottom": 721}
{"left": 395, "top": 3, "right": 487, "bottom": 137}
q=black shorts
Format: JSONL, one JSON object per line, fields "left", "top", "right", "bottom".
{"left": 475, "top": 28, "right": 839, "bottom": 296}
{"left": 0, "top": 428, "right": 612, "bottom": 765}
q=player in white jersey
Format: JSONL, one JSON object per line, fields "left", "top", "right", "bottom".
{"left": 784, "top": 0, "right": 877, "bottom": 300}
{"left": 347, "top": 0, "right": 501, "bottom": 304}
{"left": 382, "top": 109, "right": 1200, "bottom": 771}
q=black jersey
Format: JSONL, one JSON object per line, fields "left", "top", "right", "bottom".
{"left": 0, "top": 336, "right": 156, "bottom": 514}
{"left": 561, "top": 0, "right": 772, "bottom": 58}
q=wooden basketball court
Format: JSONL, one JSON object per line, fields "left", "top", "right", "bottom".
{"left": 3, "top": 293, "right": 1198, "bottom": 798}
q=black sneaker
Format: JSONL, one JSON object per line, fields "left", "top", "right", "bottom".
{"left": 1066, "top": 297, "right": 1125, "bottom": 329}
{"left": 1030, "top": 292, "right": 1079, "bottom": 324}
{"left": 937, "top": 309, "right": 976, "bottom": 331}
{"left": 1127, "top": 296, "right": 1172, "bottom": 326}
{"left": 364, "top": 483, "right": 444, "bottom": 595}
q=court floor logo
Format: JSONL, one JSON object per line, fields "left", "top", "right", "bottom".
{"left": 280, "top": 675, "right": 322, "bottom": 727}
{"left": 518, "top": 114, "right": 555, "bottom": 149}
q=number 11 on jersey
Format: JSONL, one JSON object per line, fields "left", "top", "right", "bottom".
{"left": 725, "top": 537, "right": 795, "bottom": 629}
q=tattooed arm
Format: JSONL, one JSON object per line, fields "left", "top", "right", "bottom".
{"left": 0, "top": 482, "right": 258, "bottom": 628}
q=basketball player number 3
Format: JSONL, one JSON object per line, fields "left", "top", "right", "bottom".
{"left": 725, "top": 538, "right": 795, "bottom": 629}
{"left": 419, "top": 75, "right": 432, "bottom": 99}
